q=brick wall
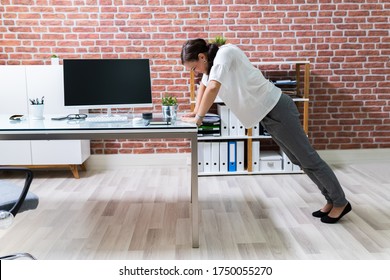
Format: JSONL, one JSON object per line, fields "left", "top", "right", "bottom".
{"left": 1, "top": 0, "right": 389, "bottom": 153}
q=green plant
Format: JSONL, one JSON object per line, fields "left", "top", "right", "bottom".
{"left": 162, "top": 95, "right": 178, "bottom": 106}
{"left": 51, "top": 54, "right": 58, "bottom": 58}
{"left": 210, "top": 36, "right": 227, "bottom": 46}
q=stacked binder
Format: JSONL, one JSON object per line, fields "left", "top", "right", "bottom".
{"left": 197, "top": 113, "right": 221, "bottom": 137}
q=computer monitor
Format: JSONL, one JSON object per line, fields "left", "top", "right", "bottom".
{"left": 63, "top": 59, "right": 153, "bottom": 112}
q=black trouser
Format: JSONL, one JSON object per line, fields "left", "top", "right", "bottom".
{"left": 261, "top": 93, "right": 348, "bottom": 207}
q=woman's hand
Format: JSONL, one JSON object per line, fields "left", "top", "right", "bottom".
{"left": 182, "top": 111, "right": 196, "bottom": 118}
{"left": 181, "top": 116, "right": 202, "bottom": 127}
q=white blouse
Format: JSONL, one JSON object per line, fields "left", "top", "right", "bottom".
{"left": 201, "top": 44, "right": 281, "bottom": 128}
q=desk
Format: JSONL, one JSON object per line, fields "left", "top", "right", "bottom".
{"left": 0, "top": 115, "right": 199, "bottom": 248}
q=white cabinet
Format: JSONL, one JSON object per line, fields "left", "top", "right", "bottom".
{"left": 30, "top": 140, "right": 90, "bottom": 165}
{"left": 0, "top": 65, "right": 90, "bottom": 178}
{"left": 0, "top": 141, "right": 32, "bottom": 165}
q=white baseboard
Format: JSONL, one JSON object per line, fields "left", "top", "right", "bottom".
{"left": 318, "top": 148, "right": 390, "bottom": 165}
{"left": 85, "top": 149, "right": 390, "bottom": 170}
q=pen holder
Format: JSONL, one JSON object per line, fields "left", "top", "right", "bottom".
{"left": 29, "top": 104, "right": 45, "bottom": 120}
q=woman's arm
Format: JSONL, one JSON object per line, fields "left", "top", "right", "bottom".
{"left": 193, "top": 82, "right": 206, "bottom": 114}
{"left": 182, "top": 80, "right": 221, "bottom": 125}
{"left": 183, "top": 82, "right": 206, "bottom": 117}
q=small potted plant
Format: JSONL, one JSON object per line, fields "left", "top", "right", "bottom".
{"left": 210, "top": 35, "right": 227, "bottom": 46}
{"left": 51, "top": 54, "right": 59, "bottom": 65}
{"left": 162, "top": 95, "right": 178, "bottom": 121}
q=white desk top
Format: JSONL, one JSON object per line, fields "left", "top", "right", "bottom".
{"left": 0, "top": 114, "right": 197, "bottom": 140}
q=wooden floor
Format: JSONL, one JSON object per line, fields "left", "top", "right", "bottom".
{"left": 1, "top": 160, "right": 390, "bottom": 260}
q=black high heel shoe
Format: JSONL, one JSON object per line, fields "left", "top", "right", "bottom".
{"left": 321, "top": 202, "right": 352, "bottom": 224}
{"left": 312, "top": 209, "right": 330, "bottom": 218}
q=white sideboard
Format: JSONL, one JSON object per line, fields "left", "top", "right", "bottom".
{"left": 0, "top": 65, "right": 90, "bottom": 178}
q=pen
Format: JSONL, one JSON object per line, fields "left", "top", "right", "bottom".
{"left": 29, "top": 96, "right": 45, "bottom": 105}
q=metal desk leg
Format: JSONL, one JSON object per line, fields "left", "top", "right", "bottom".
{"left": 190, "top": 134, "right": 199, "bottom": 248}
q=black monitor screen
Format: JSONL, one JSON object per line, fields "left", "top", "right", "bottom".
{"left": 63, "top": 59, "right": 152, "bottom": 109}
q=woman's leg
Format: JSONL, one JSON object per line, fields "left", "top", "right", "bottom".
{"left": 261, "top": 94, "right": 348, "bottom": 208}
{"left": 268, "top": 134, "right": 333, "bottom": 206}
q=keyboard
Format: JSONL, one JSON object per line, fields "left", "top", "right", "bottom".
{"left": 85, "top": 115, "right": 129, "bottom": 123}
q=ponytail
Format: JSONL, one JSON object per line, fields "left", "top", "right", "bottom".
{"left": 181, "top": 38, "right": 220, "bottom": 75}
{"left": 206, "top": 43, "right": 219, "bottom": 75}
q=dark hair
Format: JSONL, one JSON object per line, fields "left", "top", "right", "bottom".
{"left": 181, "top": 38, "right": 219, "bottom": 75}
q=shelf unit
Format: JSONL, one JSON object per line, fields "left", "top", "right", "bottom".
{"left": 191, "top": 61, "right": 310, "bottom": 176}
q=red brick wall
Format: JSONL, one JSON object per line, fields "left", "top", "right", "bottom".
{"left": 1, "top": 0, "right": 389, "bottom": 153}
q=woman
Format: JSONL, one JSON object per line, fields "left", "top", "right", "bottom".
{"left": 181, "top": 38, "right": 351, "bottom": 224}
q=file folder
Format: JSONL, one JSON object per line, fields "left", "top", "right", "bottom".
{"left": 228, "top": 141, "right": 237, "bottom": 172}
{"left": 217, "top": 105, "right": 229, "bottom": 136}
{"left": 281, "top": 150, "right": 293, "bottom": 172}
{"left": 251, "top": 123, "right": 259, "bottom": 137}
{"left": 197, "top": 142, "right": 204, "bottom": 173}
{"left": 219, "top": 142, "right": 228, "bottom": 172}
{"left": 252, "top": 141, "right": 260, "bottom": 172}
{"left": 237, "top": 141, "right": 244, "bottom": 171}
{"left": 229, "top": 110, "right": 239, "bottom": 136}
{"left": 211, "top": 142, "right": 220, "bottom": 172}
{"left": 237, "top": 120, "right": 245, "bottom": 136}
{"left": 203, "top": 142, "right": 212, "bottom": 173}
